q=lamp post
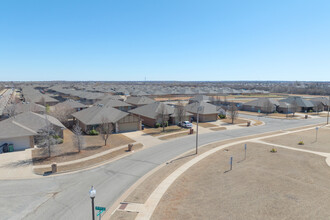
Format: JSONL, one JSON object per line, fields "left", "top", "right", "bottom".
{"left": 327, "top": 96, "right": 330, "bottom": 124}
{"left": 89, "top": 186, "right": 96, "bottom": 220}
{"left": 196, "top": 106, "right": 204, "bottom": 154}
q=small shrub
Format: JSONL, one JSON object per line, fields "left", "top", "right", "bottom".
{"left": 219, "top": 114, "right": 226, "bottom": 119}
{"left": 56, "top": 138, "right": 63, "bottom": 144}
{"left": 270, "top": 148, "right": 277, "bottom": 153}
{"left": 298, "top": 141, "right": 304, "bottom": 145}
{"left": 89, "top": 129, "right": 99, "bottom": 135}
{"left": 309, "top": 109, "right": 313, "bottom": 113}
{"left": 162, "top": 121, "right": 168, "bottom": 127}
{"left": 53, "top": 135, "right": 61, "bottom": 139}
{"left": 155, "top": 123, "right": 160, "bottom": 128}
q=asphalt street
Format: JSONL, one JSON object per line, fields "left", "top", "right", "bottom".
{"left": 0, "top": 115, "right": 327, "bottom": 220}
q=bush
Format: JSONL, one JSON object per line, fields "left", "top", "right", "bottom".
{"left": 89, "top": 129, "right": 99, "bottom": 135}
{"left": 155, "top": 123, "right": 160, "bottom": 128}
{"left": 270, "top": 148, "right": 277, "bottom": 153}
{"left": 219, "top": 114, "right": 226, "bottom": 119}
{"left": 298, "top": 141, "right": 304, "bottom": 145}
{"left": 161, "top": 121, "right": 168, "bottom": 127}
{"left": 309, "top": 109, "right": 313, "bottom": 113}
{"left": 56, "top": 138, "right": 63, "bottom": 144}
{"left": 53, "top": 135, "right": 61, "bottom": 139}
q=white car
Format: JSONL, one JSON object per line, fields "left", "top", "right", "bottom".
{"left": 179, "top": 121, "right": 193, "bottom": 128}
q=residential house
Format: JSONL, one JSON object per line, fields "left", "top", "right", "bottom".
{"left": 129, "top": 102, "right": 175, "bottom": 127}
{"left": 185, "top": 102, "right": 223, "bottom": 122}
{"left": 0, "top": 112, "right": 65, "bottom": 151}
{"left": 125, "top": 96, "right": 155, "bottom": 108}
{"left": 279, "top": 96, "right": 314, "bottom": 112}
{"left": 241, "top": 98, "right": 279, "bottom": 113}
{"left": 72, "top": 104, "right": 141, "bottom": 133}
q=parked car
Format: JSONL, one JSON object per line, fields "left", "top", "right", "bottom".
{"left": 179, "top": 121, "right": 193, "bottom": 128}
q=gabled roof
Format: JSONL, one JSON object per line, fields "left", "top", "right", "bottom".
{"left": 185, "top": 102, "right": 223, "bottom": 115}
{"left": 55, "top": 99, "right": 88, "bottom": 109}
{"left": 129, "top": 102, "right": 174, "bottom": 119}
{"left": 310, "top": 97, "right": 330, "bottom": 106}
{"left": 0, "top": 112, "right": 65, "bottom": 139}
{"left": 189, "top": 95, "right": 210, "bottom": 103}
{"left": 125, "top": 96, "right": 155, "bottom": 106}
{"left": 94, "top": 99, "right": 132, "bottom": 108}
{"left": 243, "top": 98, "right": 280, "bottom": 108}
{"left": 72, "top": 105, "right": 129, "bottom": 125}
{"left": 4, "top": 102, "right": 45, "bottom": 115}
{"left": 279, "top": 96, "right": 314, "bottom": 108}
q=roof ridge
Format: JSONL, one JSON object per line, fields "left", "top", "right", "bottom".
{"left": 12, "top": 120, "right": 38, "bottom": 134}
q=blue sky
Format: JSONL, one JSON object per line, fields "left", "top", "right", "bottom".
{"left": 1, "top": 0, "right": 330, "bottom": 81}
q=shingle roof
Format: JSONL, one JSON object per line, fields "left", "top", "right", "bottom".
{"left": 94, "top": 99, "right": 132, "bottom": 107}
{"left": 243, "top": 98, "right": 280, "bottom": 108}
{"left": 185, "top": 102, "right": 223, "bottom": 115}
{"left": 279, "top": 96, "right": 314, "bottom": 108}
{"left": 72, "top": 105, "right": 129, "bottom": 125}
{"left": 54, "top": 99, "right": 88, "bottom": 109}
{"left": 129, "top": 102, "right": 174, "bottom": 119}
{"left": 125, "top": 96, "right": 155, "bottom": 106}
{"left": 0, "top": 112, "right": 65, "bottom": 139}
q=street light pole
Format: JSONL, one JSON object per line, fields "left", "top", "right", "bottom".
{"left": 89, "top": 186, "right": 96, "bottom": 220}
{"left": 327, "top": 96, "right": 330, "bottom": 124}
{"left": 196, "top": 106, "right": 203, "bottom": 154}
{"left": 196, "top": 108, "right": 200, "bottom": 154}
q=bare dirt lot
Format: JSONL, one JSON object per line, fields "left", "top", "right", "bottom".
{"left": 263, "top": 127, "right": 330, "bottom": 153}
{"left": 152, "top": 142, "right": 330, "bottom": 220}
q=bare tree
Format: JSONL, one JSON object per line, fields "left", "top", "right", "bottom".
{"left": 72, "top": 122, "right": 84, "bottom": 152}
{"left": 4, "top": 103, "right": 17, "bottom": 118}
{"left": 291, "top": 100, "right": 299, "bottom": 117}
{"left": 264, "top": 100, "right": 274, "bottom": 115}
{"left": 159, "top": 104, "right": 168, "bottom": 132}
{"left": 50, "top": 104, "right": 75, "bottom": 128}
{"left": 215, "top": 95, "right": 222, "bottom": 106}
{"left": 35, "top": 115, "right": 60, "bottom": 158}
{"left": 314, "top": 103, "right": 323, "bottom": 114}
{"left": 176, "top": 101, "right": 186, "bottom": 126}
{"left": 228, "top": 102, "right": 238, "bottom": 124}
{"left": 39, "top": 97, "right": 46, "bottom": 107}
{"left": 99, "top": 116, "right": 113, "bottom": 146}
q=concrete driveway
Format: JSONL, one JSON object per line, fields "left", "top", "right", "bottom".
{"left": 0, "top": 149, "right": 37, "bottom": 180}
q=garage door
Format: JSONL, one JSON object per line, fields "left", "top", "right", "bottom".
{"left": 0, "top": 136, "right": 31, "bottom": 151}
{"left": 119, "top": 122, "right": 139, "bottom": 132}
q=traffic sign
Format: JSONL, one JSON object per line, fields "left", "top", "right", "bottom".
{"left": 95, "top": 206, "right": 106, "bottom": 211}
{"left": 97, "top": 210, "right": 104, "bottom": 216}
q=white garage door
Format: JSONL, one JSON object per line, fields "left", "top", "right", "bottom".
{"left": 0, "top": 136, "right": 31, "bottom": 151}
{"left": 119, "top": 122, "right": 139, "bottom": 132}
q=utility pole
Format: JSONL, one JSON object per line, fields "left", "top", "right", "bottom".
{"left": 327, "top": 95, "right": 330, "bottom": 124}
{"left": 195, "top": 106, "right": 204, "bottom": 154}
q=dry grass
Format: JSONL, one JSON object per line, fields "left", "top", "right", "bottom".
{"left": 32, "top": 129, "right": 135, "bottom": 165}
{"left": 210, "top": 127, "right": 227, "bottom": 131}
{"left": 158, "top": 131, "right": 190, "bottom": 140}
{"left": 222, "top": 118, "right": 250, "bottom": 124}
{"left": 152, "top": 143, "right": 330, "bottom": 220}
{"left": 263, "top": 127, "right": 330, "bottom": 153}
{"left": 142, "top": 125, "right": 183, "bottom": 136}
{"left": 34, "top": 143, "right": 143, "bottom": 175}
{"left": 196, "top": 122, "right": 218, "bottom": 128}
